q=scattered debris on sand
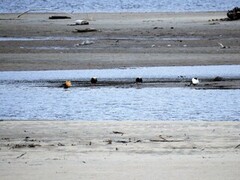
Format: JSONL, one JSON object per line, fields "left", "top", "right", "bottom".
{"left": 113, "top": 131, "right": 124, "bottom": 136}
{"left": 76, "top": 40, "right": 95, "bottom": 46}
{"left": 16, "top": 152, "right": 27, "bottom": 159}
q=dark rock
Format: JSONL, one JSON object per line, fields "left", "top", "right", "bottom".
{"left": 213, "top": 76, "right": 224, "bottom": 81}
{"left": 227, "top": 7, "right": 240, "bottom": 20}
{"left": 91, "top": 77, "right": 97, "bottom": 84}
{"left": 136, "top": 77, "right": 143, "bottom": 83}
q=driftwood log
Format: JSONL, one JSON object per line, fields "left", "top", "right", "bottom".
{"left": 49, "top": 16, "right": 71, "bottom": 19}
{"left": 74, "top": 28, "right": 98, "bottom": 33}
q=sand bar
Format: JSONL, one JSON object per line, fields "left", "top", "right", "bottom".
{"left": 0, "top": 12, "right": 240, "bottom": 71}
{"left": 1, "top": 12, "right": 240, "bottom": 180}
{"left": 0, "top": 121, "right": 239, "bottom": 180}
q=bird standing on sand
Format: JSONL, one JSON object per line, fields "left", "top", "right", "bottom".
{"left": 190, "top": 78, "right": 199, "bottom": 86}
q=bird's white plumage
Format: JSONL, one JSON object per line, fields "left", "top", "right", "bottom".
{"left": 191, "top": 78, "right": 199, "bottom": 85}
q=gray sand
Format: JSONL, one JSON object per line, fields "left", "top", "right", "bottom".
{"left": 0, "top": 12, "right": 240, "bottom": 71}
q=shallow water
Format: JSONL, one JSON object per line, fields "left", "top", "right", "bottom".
{"left": 0, "top": 0, "right": 239, "bottom": 13}
{"left": 0, "top": 65, "right": 240, "bottom": 81}
{"left": 0, "top": 84, "right": 239, "bottom": 121}
{"left": 0, "top": 66, "right": 240, "bottom": 121}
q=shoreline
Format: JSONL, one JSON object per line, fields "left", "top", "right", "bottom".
{"left": 0, "top": 120, "right": 239, "bottom": 179}
{"left": 1, "top": 12, "right": 240, "bottom": 71}
{"left": 1, "top": 12, "right": 240, "bottom": 179}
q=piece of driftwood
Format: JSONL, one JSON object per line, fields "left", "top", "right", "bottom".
{"left": 75, "top": 20, "right": 89, "bottom": 25}
{"left": 68, "top": 20, "right": 89, "bottom": 26}
{"left": 16, "top": 152, "right": 27, "bottom": 159}
{"left": 17, "top": 9, "right": 50, "bottom": 18}
{"left": 116, "top": 140, "right": 128, "bottom": 143}
{"left": 74, "top": 28, "right": 98, "bottom": 33}
{"left": 49, "top": 16, "right": 71, "bottom": 19}
{"left": 235, "top": 144, "right": 240, "bottom": 149}
{"left": 149, "top": 139, "right": 183, "bottom": 142}
{"left": 150, "top": 135, "right": 183, "bottom": 142}
{"left": 57, "top": 143, "right": 65, "bottom": 146}
{"left": 17, "top": 10, "right": 32, "bottom": 18}
{"left": 113, "top": 131, "right": 124, "bottom": 135}
{"left": 227, "top": 7, "right": 240, "bottom": 20}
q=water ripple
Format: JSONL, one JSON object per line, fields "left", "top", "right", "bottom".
{"left": 1, "top": 0, "right": 239, "bottom": 13}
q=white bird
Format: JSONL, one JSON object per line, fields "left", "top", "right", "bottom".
{"left": 191, "top": 77, "right": 199, "bottom": 85}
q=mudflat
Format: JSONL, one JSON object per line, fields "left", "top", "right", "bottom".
{"left": 0, "top": 12, "right": 240, "bottom": 71}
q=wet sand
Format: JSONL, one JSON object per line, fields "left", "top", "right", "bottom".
{"left": 0, "top": 121, "right": 239, "bottom": 180}
{"left": 0, "top": 12, "right": 240, "bottom": 71}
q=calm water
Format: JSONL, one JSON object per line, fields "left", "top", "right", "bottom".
{"left": 0, "top": 66, "right": 240, "bottom": 121}
{"left": 0, "top": 0, "right": 239, "bottom": 13}
{"left": 1, "top": 65, "right": 240, "bottom": 81}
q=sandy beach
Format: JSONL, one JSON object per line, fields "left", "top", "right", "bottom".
{"left": 0, "top": 12, "right": 240, "bottom": 179}
{"left": 0, "top": 12, "right": 240, "bottom": 71}
{"left": 0, "top": 121, "right": 239, "bottom": 180}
